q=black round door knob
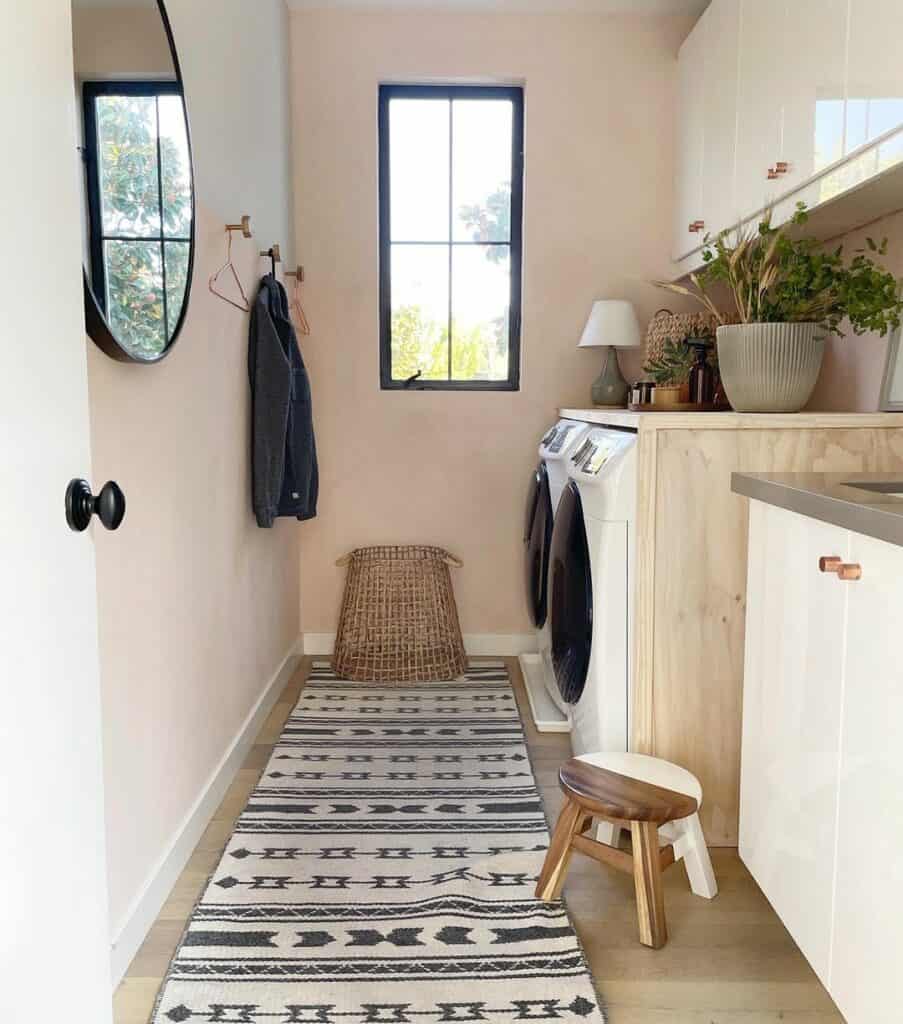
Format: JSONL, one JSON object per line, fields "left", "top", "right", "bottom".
{"left": 66, "top": 479, "right": 126, "bottom": 532}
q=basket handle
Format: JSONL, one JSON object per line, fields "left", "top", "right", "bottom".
{"left": 336, "top": 552, "right": 353, "bottom": 567}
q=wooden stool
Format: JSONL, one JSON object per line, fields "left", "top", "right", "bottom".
{"left": 535, "top": 752, "right": 718, "bottom": 949}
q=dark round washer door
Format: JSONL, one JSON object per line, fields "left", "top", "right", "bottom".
{"left": 524, "top": 462, "right": 553, "bottom": 628}
{"left": 549, "top": 480, "right": 593, "bottom": 705}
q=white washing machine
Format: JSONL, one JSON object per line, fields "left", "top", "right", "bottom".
{"left": 548, "top": 424, "right": 637, "bottom": 756}
{"left": 519, "top": 418, "right": 591, "bottom": 732}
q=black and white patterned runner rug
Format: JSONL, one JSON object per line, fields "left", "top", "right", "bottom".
{"left": 152, "top": 661, "right": 605, "bottom": 1024}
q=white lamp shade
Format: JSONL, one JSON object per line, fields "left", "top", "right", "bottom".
{"left": 578, "top": 300, "right": 642, "bottom": 349}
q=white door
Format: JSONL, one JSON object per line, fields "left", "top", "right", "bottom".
{"left": 830, "top": 533, "right": 903, "bottom": 1024}
{"left": 0, "top": 2, "right": 112, "bottom": 1021}
{"left": 739, "top": 502, "right": 848, "bottom": 987}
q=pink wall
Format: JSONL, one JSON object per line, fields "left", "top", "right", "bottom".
{"left": 807, "top": 209, "right": 903, "bottom": 411}
{"left": 87, "top": 198, "right": 300, "bottom": 937}
{"left": 289, "top": 9, "right": 692, "bottom": 638}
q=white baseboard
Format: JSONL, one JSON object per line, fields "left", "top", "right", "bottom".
{"left": 301, "top": 633, "right": 538, "bottom": 657}
{"left": 109, "top": 642, "right": 302, "bottom": 986}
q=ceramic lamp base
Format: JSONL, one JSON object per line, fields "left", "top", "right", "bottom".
{"left": 591, "top": 346, "right": 628, "bottom": 406}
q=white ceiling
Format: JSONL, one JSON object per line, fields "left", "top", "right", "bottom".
{"left": 287, "top": 0, "right": 709, "bottom": 13}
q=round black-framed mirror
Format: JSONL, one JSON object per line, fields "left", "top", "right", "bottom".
{"left": 73, "top": 0, "right": 195, "bottom": 363}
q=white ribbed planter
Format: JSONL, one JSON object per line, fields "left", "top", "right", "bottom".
{"left": 716, "top": 323, "right": 825, "bottom": 413}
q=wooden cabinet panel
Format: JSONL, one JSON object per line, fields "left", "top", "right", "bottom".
{"left": 636, "top": 421, "right": 903, "bottom": 845}
{"left": 739, "top": 503, "right": 848, "bottom": 986}
{"left": 830, "top": 533, "right": 903, "bottom": 1024}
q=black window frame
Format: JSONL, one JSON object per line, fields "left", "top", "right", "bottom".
{"left": 82, "top": 79, "right": 191, "bottom": 345}
{"left": 378, "top": 83, "right": 524, "bottom": 392}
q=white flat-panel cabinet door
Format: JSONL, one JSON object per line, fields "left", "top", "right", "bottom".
{"left": 735, "top": 0, "right": 786, "bottom": 221}
{"left": 0, "top": 1, "right": 112, "bottom": 1019}
{"left": 845, "top": 0, "right": 903, "bottom": 158}
{"left": 702, "top": 0, "right": 741, "bottom": 237}
{"left": 780, "top": 0, "right": 848, "bottom": 196}
{"left": 672, "top": 13, "right": 707, "bottom": 260}
{"left": 739, "top": 503, "right": 848, "bottom": 986}
{"left": 830, "top": 534, "right": 903, "bottom": 1024}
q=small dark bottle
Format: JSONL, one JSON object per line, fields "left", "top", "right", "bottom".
{"left": 687, "top": 338, "right": 715, "bottom": 405}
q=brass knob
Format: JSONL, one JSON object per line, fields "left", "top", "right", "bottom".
{"left": 819, "top": 556, "right": 842, "bottom": 573}
{"left": 775, "top": 161, "right": 789, "bottom": 174}
{"left": 837, "top": 563, "right": 862, "bottom": 581}
{"left": 767, "top": 167, "right": 779, "bottom": 180}
{"left": 688, "top": 222, "right": 698, "bottom": 233}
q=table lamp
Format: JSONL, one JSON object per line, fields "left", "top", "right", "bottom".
{"left": 578, "top": 300, "right": 641, "bottom": 406}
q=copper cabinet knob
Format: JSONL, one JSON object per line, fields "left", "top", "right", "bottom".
{"left": 775, "top": 161, "right": 789, "bottom": 173}
{"left": 837, "top": 563, "right": 862, "bottom": 581}
{"left": 767, "top": 168, "right": 779, "bottom": 179}
{"left": 819, "top": 556, "right": 843, "bottom": 573}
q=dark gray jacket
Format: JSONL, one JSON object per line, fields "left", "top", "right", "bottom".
{"left": 248, "top": 274, "right": 318, "bottom": 527}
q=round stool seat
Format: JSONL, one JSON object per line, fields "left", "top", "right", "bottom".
{"left": 558, "top": 751, "right": 700, "bottom": 824}
{"left": 577, "top": 752, "right": 703, "bottom": 811}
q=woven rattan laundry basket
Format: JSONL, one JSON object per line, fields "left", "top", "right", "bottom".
{"left": 333, "top": 545, "right": 467, "bottom": 682}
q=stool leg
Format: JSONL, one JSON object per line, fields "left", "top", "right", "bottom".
{"left": 631, "top": 820, "right": 668, "bottom": 949}
{"left": 595, "top": 820, "right": 623, "bottom": 849}
{"left": 674, "top": 813, "right": 718, "bottom": 899}
{"left": 535, "top": 800, "right": 585, "bottom": 901}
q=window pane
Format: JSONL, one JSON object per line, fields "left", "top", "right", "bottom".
{"left": 97, "top": 95, "right": 161, "bottom": 237}
{"left": 158, "top": 94, "right": 192, "bottom": 238}
{"left": 453, "top": 99, "right": 513, "bottom": 243}
{"left": 390, "top": 99, "right": 450, "bottom": 242}
{"left": 104, "top": 240, "right": 165, "bottom": 358}
{"left": 390, "top": 244, "right": 450, "bottom": 380}
{"left": 164, "top": 241, "right": 190, "bottom": 337}
{"left": 451, "top": 244, "right": 510, "bottom": 381}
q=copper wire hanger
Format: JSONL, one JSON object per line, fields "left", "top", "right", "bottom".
{"left": 209, "top": 216, "right": 252, "bottom": 312}
{"left": 285, "top": 265, "right": 311, "bottom": 336}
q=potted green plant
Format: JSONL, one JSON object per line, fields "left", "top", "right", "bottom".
{"left": 657, "top": 204, "right": 903, "bottom": 412}
{"left": 643, "top": 338, "right": 693, "bottom": 404}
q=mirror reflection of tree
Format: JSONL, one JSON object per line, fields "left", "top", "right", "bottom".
{"left": 95, "top": 92, "right": 190, "bottom": 358}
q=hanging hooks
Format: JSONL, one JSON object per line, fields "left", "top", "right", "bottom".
{"left": 285, "top": 264, "right": 311, "bottom": 336}
{"left": 260, "top": 243, "right": 282, "bottom": 277}
{"left": 209, "top": 215, "right": 254, "bottom": 312}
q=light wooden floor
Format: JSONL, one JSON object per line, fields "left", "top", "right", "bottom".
{"left": 114, "top": 657, "right": 843, "bottom": 1024}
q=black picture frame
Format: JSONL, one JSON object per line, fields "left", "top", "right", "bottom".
{"left": 378, "top": 83, "right": 524, "bottom": 392}
{"left": 80, "top": 0, "right": 196, "bottom": 364}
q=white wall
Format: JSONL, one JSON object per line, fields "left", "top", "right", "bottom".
{"left": 84, "top": 0, "right": 301, "bottom": 981}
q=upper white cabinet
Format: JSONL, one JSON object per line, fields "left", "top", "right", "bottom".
{"left": 672, "top": 10, "right": 707, "bottom": 260}
{"left": 702, "top": 0, "right": 741, "bottom": 237}
{"left": 673, "top": 0, "right": 903, "bottom": 269}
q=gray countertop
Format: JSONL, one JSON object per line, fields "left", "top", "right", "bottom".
{"left": 732, "top": 472, "right": 903, "bottom": 547}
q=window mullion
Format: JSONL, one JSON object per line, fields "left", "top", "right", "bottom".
{"left": 154, "top": 94, "right": 169, "bottom": 341}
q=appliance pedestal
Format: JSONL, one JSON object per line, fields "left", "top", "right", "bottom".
{"left": 518, "top": 653, "right": 570, "bottom": 732}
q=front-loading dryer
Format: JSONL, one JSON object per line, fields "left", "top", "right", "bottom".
{"left": 520, "top": 418, "right": 591, "bottom": 732}
{"left": 548, "top": 425, "right": 637, "bottom": 756}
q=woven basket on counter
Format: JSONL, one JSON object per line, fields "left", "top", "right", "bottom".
{"left": 333, "top": 545, "right": 467, "bottom": 682}
{"left": 644, "top": 308, "right": 728, "bottom": 365}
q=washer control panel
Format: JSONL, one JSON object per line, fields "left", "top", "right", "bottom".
{"left": 571, "top": 428, "right": 636, "bottom": 478}
{"left": 539, "top": 419, "right": 590, "bottom": 460}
